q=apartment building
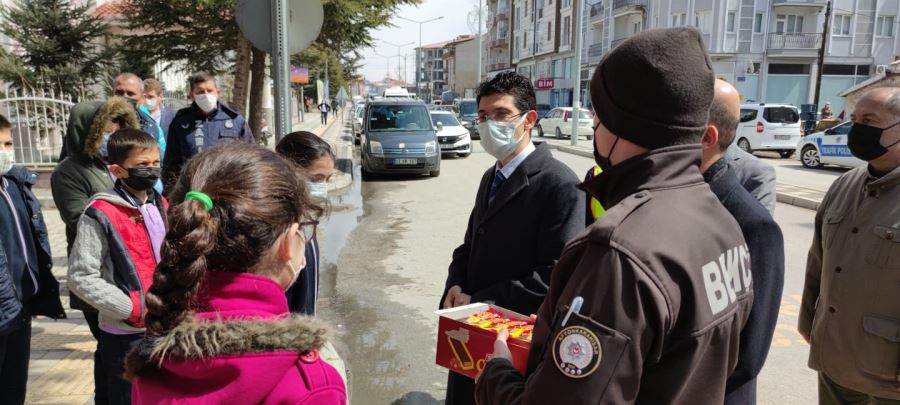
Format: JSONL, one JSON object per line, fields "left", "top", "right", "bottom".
{"left": 442, "top": 35, "right": 481, "bottom": 96}
{"left": 586, "top": 0, "right": 900, "bottom": 114}
{"left": 415, "top": 40, "right": 450, "bottom": 101}
{"left": 486, "top": 0, "right": 515, "bottom": 78}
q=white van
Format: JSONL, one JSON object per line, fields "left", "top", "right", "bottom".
{"left": 736, "top": 103, "right": 802, "bottom": 158}
{"left": 383, "top": 87, "right": 411, "bottom": 99}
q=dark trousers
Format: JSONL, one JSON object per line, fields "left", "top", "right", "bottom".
{"left": 819, "top": 372, "right": 900, "bottom": 405}
{"left": 0, "top": 321, "right": 31, "bottom": 405}
{"left": 84, "top": 311, "right": 110, "bottom": 405}
{"left": 320, "top": 112, "right": 328, "bottom": 125}
{"left": 97, "top": 330, "right": 142, "bottom": 405}
{"left": 446, "top": 370, "right": 476, "bottom": 405}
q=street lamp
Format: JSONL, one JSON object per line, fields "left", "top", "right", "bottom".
{"left": 397, "top": 16, "right": 444, "bottom": 99}
{"left": 383, "top": 40, "right": 416, "bottom": 82}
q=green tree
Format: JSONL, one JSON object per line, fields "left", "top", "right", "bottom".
{"left": 0, "top": 0, "right": 116, "bottom": 99}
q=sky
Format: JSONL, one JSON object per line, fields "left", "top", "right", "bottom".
{"left": 360, "top": 0, "right": 485, "bottom": 83}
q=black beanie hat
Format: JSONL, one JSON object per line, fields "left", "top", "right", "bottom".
{"left": 589, "top": 27, "right": 714, "bottom": 149}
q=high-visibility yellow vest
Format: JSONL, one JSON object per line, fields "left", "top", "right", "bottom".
{"left": 590, "top": 165, "right": 605, "bottom": 220}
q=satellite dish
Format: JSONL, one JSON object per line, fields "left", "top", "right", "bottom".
{"left": 236, "top": 0, "right": 324, "bottom": 55}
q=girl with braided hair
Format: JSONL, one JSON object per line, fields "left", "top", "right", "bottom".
{"left": 124, "top": 143, "right": 346, "bottom": 404}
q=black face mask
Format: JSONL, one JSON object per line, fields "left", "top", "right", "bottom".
{"left": 848, "top": 120, "right": 900, "bottom": 161}
{"left": 121, "top": 167, "right": 161, "bottom": 191}
{"left": 592, "top": 122, "right": 620, "bottom": 172}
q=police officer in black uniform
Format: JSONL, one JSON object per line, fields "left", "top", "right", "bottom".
{"left": 475, "top": 27, "right": 754, "bottom": 405}
{"left": 162, "top": 72, "right": 254, "bottom": 190}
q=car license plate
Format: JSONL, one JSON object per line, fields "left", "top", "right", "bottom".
{"left": 440, "top": 144, "right": 452, "bottom": 150}
{"left": 774, "top": 135, "right": 791, "bottom": 140}
{"left": 394, "top": 158, "right": 418, "bottom": 165}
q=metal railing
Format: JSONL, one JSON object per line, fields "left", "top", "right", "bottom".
{"left": 588, "top": 43, "right": 604, "bottom": 62}
{"left": 767, "top": 32, "right": 822, "bottom": 49}
{"left": 590, "top": 3, "right": 604, "bottom": 21}
{"left": 611, "top": 37, "right": 627, "bottom": 48}
{"left": 613, "top": 0, "right": 648, "bottom": 9}
{"left": 0, "top": 89, "right": 74, "bottom": 168}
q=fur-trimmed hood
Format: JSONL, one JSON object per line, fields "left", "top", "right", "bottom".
{"left": 127, "top": 271, "right": 346, "bottom": 405}
{"left": 83, "top": 97, "right": 139, "bottom": 158}
{"left": 128, "top": 315, "right": 331, "bottom": 374}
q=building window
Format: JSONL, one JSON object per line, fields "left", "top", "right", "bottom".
{"left": 768, "top": 63, "right": 811, "bottom": 75}
{"left": 696, "top": 11, "right": 711, "bottom": 33}
{"left": 876, "top": 16, "right": 894, "bottom": 37}
{"left": 547, "top": 22, "right": 552, "bottom": 41}
{"left": 563, "top": 16, "right": 571, "bottom": 46}
{"left": 633, "top": 21, "right": 642, "bottom": 34}
{"left": 832, "top": 15, "right": 851, "bottom": 36}
{"left": 672, "top": 13, "right": 686, "bottom": 27}
{"left": 726, "top": 11, "right": 736, "bottom": 33}
{"left": 775, "top": 14, "right": 804, "bottom": 34}
{"left": 754, "top": 13, "right": 763, "bottom": 33}
{"left": 524, "top": 32, "right": 528, "bottom": 49}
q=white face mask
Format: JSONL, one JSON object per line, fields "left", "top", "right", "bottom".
{"left": 0, "top": 150, "right": 15, "bottom": 176}
{"left": 478, "top": 115, "right": 527, "bottom": 160}
{"left": 308, "top": 181, "right": 328, "bottom": 199}
{"left": 286, "top": 230, "right": 308, "bottom": 290}
{"left": 99, "top": 132, "right": 113, "bottom": 159}
{"left": 194, "top": 93, "right": 218, "bottom": 113}
{"left": 144, "top": 98, "right": 159, "bottom": 111}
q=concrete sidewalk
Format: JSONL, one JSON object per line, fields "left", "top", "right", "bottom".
{"left": 538, "top": 136, "right": 826, "bottom": 211}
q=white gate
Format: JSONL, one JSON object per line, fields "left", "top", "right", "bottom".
{"left": 0, "top": 89, "right": 74, "bottom": 167}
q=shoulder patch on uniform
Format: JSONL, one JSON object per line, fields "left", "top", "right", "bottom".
{"left": 224, "top": 119, "right": 234, "bottom": 129}
{"left": 553, "top": 326, "right": 602, "bottom": 378}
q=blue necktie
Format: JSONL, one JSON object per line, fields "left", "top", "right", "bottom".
{"left": 489, "top": 171, "right": 506, "bottom": 204}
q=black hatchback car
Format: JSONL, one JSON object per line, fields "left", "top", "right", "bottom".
{"left": 361, "top": 99, "right": 441, "bottom": 178}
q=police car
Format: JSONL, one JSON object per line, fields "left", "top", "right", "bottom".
{"left": 795, "top": 121, "right": 866, "bottom": 169}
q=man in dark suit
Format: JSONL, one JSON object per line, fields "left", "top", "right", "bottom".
{"left": 441, "top": 72, "right": 584, "bottom": 405}
{"left": 701, "top": 79, "right": 785, "bottom": 405}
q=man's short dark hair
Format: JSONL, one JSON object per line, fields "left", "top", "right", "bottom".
{"left": 0, "top": 113, "right": 10, "bottom": 131}
{"left": 709, "top": 98, "right": 739, "bottom": 152}
{"left": 476, "top": 72, "right": 536, "bottom": 114}
{"left": 108, "top": 128, "right": 159, "bottom": 165}
{"left": 188, "top": 72, "right": 217, "bottom": 92}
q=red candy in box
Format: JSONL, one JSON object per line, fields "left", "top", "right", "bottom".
{"left": 435, "top": 303, "right": 533, "bottom": 379}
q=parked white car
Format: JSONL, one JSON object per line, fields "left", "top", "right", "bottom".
{"left": 352, "top": 105, "right": 365, "bottom": 145}
{"left": 736, "top": 103, "right": 802, "bottom": 158}
{"left": 796, "top": 121, "right": 865, "bottom": 169}
{"left": 536, "top": 107, "right": 594, "bottom": 140}
{"left": 430, "top": 110, "right": 471, "bottom": 157}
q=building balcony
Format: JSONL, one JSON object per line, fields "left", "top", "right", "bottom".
{"left": 772, "top": 0, "right": 826, "bottom": 8}
{"left": 494, "top": 8, "right": 509, "bottom": 22}
{"left": 588, "top": 43, "right": 604, "bottom": 64}
{"left": 590, "top": 3, "right": 604, "bottom": 24}
{"left": 767, "top": 32, "right": 822, "bottom": 56}
{"left": 489, "top": 37, "right": 508, "bottom": 48}
{"left": 613, "top": 0, "right": 648, "bottom": 12}
{"left": 611, "top": 37, "right": 627, "bottom": 48}
{"left": 488, "top": 62, "right": 511, "bottom": 71}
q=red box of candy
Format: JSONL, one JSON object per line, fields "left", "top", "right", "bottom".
{"left": 434, "top": 303, "right": 533, "bottom": 379}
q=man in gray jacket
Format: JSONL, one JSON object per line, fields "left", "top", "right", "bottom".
{"left": 799, "top": 87, "right": 900, "bottom": 403}
{"left": 727, "top": 144, "right": 776, "bottom": 214}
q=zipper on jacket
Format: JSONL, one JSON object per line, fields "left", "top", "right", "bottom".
{"left": 0, "top": 179, "right": 39, "bottom": 296}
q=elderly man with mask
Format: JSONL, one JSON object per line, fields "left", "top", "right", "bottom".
{"left": 475, "top": 28, "right": 752, "bottom": 404}
{"left": 441, "top": 71, "right": 583, "bottom": 405}
{"left": 799, "top": 86, "right": 900, "bottom": 404}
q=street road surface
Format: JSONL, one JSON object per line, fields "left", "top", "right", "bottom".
{"left": 318, "top": 122, "right": 819, "bottom": 404}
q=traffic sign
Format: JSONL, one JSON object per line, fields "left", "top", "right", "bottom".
{"left": 236, "top": 0, "right": 323, "bottom": 55}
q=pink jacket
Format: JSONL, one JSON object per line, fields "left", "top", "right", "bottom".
{"left": 128, "top": 272, "right": 346, "bottom": 404}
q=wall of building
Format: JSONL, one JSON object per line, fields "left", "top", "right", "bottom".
{"left": 454, "top": 39, "right": 481, "bottom": 93}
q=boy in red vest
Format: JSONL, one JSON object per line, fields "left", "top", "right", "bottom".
{"left": 68, "top": 129, "right": 167, "bottom": 405}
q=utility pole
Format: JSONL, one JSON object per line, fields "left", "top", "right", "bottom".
{"left": 532, "top": 0, "right": 538, "bottom": 81}
{"left": 397, "top": 16, "right": 445, "bottom": 99}
{"left": 478, "top": 0, "right": 483, "bottom": 83}
{"left": 569, "top": 0, "right": 584, "bottom": 146}
{"left": 812, "top": 0, "right": 832, "bottom": 111}
{"left": 271, "top": 0, "right": 291, "bottom": 141}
